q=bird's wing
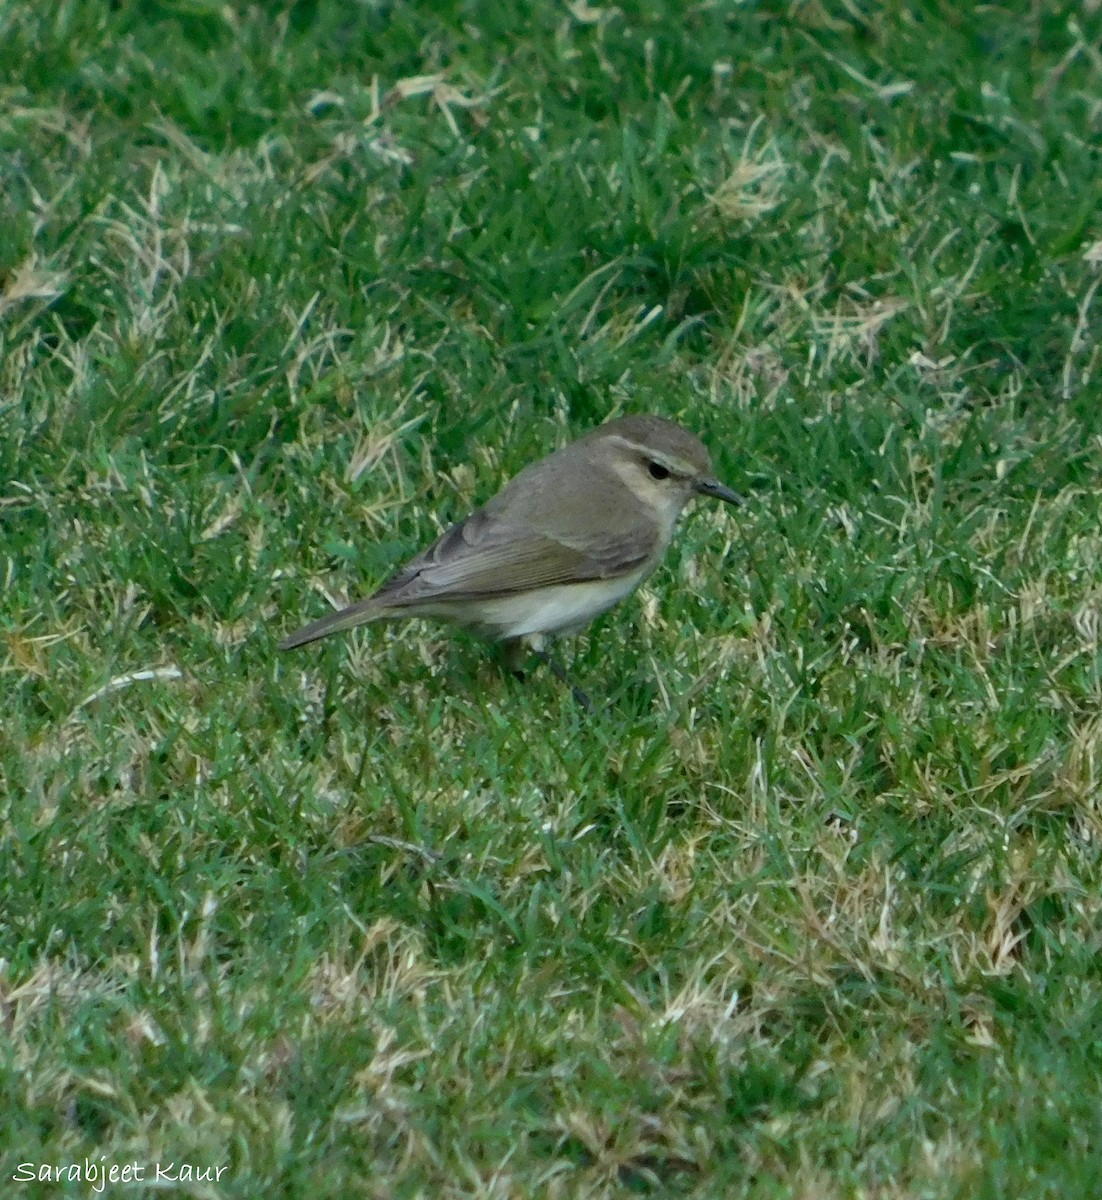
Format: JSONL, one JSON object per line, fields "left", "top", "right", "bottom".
{"left": 374, "top": 481, "right": 659, "bottom": 606}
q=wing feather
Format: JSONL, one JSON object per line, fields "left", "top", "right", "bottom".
{"left": 373, "top": 470, "right": 658, "bottom": 607}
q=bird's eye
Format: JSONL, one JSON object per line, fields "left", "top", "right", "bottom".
{"left": 648, "top": 461, "right": 670, "bottom": 481}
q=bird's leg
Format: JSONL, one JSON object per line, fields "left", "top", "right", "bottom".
{"left": 498, "top": 639, "right": 594, "bottom": 711}
{"left": 533, "top": 649, "right": 594, "bottom": 712}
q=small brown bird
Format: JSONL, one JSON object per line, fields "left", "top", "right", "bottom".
{"left": 280, "top": 415, "right": 740, "bottom": 664}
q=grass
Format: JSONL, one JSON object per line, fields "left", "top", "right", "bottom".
{"left": 2, "top": 0, "right": 1102, "bottom": 1195}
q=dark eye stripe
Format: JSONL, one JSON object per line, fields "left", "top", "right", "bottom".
{"left": 648, "top": 461, "right": 670, "bottom": 481}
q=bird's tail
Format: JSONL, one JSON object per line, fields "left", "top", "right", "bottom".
{"left": 278, "top": 597, "right": 390, "bottom": 650}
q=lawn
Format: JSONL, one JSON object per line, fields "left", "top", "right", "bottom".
{"left": 2, "top": 1, "right": 1101, "bottom": 1196}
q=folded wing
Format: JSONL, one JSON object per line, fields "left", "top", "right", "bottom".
{"left": 375, "top": 495, "right": 656, "bottom": 606}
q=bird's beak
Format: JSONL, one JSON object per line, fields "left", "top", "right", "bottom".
{"left": 695, "top": 477, "right": 743, "bottom": 506}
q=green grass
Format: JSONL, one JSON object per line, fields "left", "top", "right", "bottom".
{"left": 3, "top": 1, "right": 1102, "bottom": 1195}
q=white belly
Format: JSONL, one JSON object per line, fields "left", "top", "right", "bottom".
{"left": 417, "top": 566, "right": 653, "bottom": 640}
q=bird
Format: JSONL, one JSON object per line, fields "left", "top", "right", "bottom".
{"left": 279, "top": 415, "right": 740, "bottom": 682}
